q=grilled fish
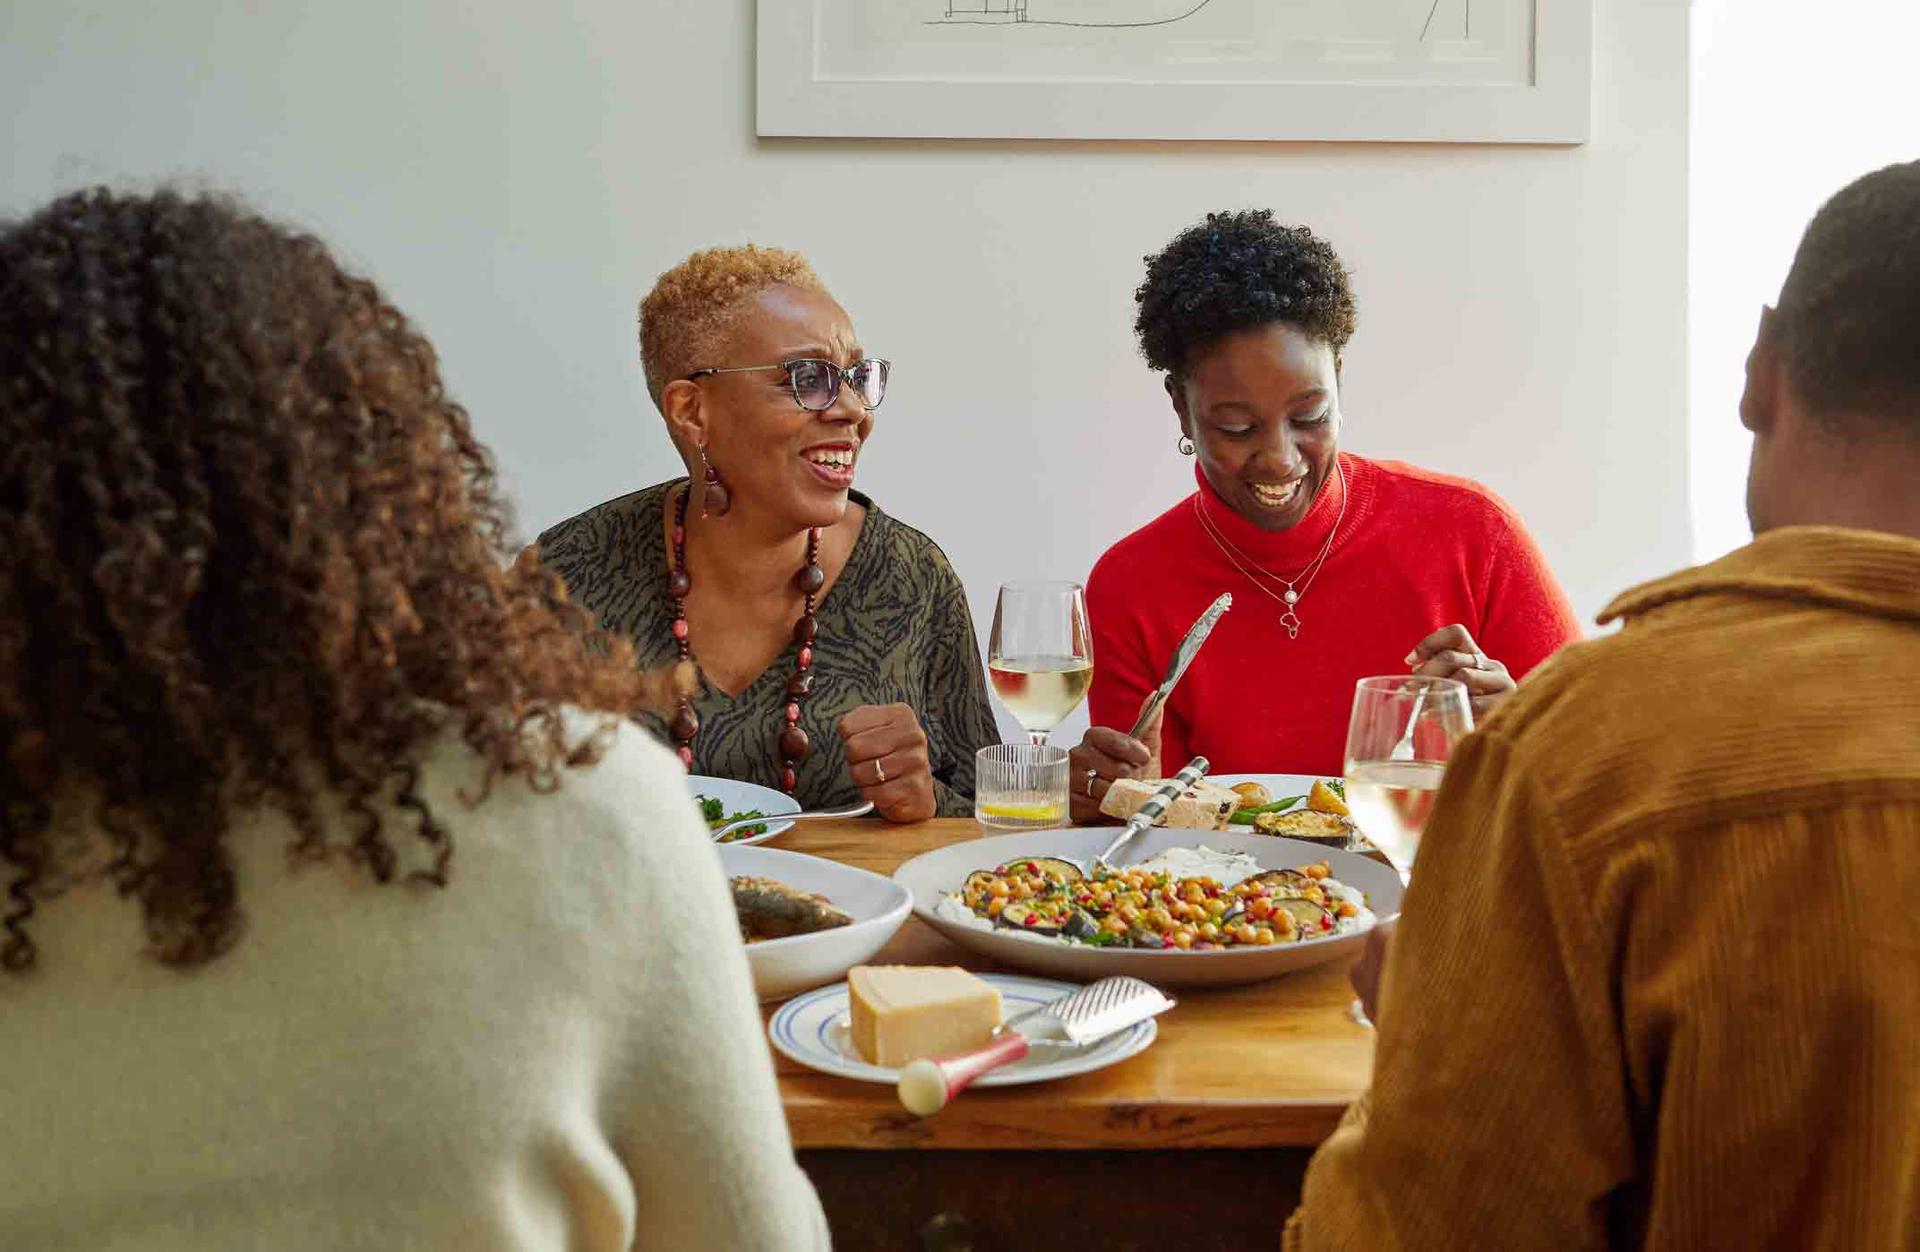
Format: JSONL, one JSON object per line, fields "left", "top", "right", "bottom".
{"left": 731, "top": 876, "right": 854, "bottom": 943}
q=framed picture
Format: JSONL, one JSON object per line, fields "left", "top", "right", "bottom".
{"left": 757, "top": 0, "right": 1591, "bottom": 144}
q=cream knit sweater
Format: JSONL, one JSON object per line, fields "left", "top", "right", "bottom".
{"left": 0, "top": 716, "right": 828, "bottom": 1250}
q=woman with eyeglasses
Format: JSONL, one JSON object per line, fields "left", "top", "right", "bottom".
{"left": 1069, "top": 211, "right": 1582, "bottom": 820}
{"left": 536, "top": 245, "right": 1000, "bottom": 822}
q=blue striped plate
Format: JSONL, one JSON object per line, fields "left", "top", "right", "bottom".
{"left": 768, "top": 972, "right": 1158, "bottom": 1087}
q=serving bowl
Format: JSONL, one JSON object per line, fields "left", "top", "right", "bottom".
{"left": 720, "top": 845, "right": 913, "bottom": 1002}
{"left": 892, "top": 827, "right": 1402, "bottom": 988}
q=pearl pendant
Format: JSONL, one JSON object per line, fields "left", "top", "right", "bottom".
{"left": 1282, "top": 587, "right": 1299, "bottom": 605}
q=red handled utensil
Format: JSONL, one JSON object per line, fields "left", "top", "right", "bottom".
{"left": 895, "top": 976, "right": 1175, "bottom": 1116}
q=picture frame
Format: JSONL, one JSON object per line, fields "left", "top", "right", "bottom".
{"left": 757, "top": 0, "right": 1592, "bottom": 144}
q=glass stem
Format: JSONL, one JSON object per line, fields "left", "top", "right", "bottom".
{"left": 1028, "top": 730, "right": 1049, "bottom": 748}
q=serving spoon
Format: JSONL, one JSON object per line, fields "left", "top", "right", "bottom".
{"left": 709, "top": 800, "right": 875, "bottom": 843}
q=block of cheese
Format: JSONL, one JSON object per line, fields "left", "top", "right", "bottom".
{"left": 847, "top": 965, "right": 1002, "bottom": 1068}
{"left": 1098, "top": 777, "right": 1239, "bottom": 830}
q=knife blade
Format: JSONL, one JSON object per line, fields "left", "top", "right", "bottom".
{"left": 1127, "top": 592, "right": 1232, "bottom": 740}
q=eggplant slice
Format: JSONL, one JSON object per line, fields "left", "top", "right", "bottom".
{"left": 997, "top": 900, "right": 1066, "bottom": 935}
{"left": 996, "top": 856, "right": 1084, "bottom": 884}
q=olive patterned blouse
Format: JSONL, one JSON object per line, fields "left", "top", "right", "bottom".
{"left": 536, "top": 482, "right": 1002, "bottom": 816}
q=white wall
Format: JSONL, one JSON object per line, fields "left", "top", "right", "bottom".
{"left": 1689, "top": 0, "right": 1920, "bottom": 562}
{"left": 1, "top": 0, "right": 1688, "bottom": 744}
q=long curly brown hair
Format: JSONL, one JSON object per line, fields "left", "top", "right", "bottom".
{"left": 0, "top": 188, "right": 657, "bottom": 974}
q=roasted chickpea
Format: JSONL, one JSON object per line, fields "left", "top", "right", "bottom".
{"left": 1253, "top": 926, "right": 1277, "bottom": 946}
{"left": 1198, "top": 922, "right": 1221, "bottom": 941}
{"left": 1305, "top": 862, "right": 1330, "bottom": 881}
{"left": 987, "top": 897, "right": 1007, "bottom": 918}
{"left": 1336, "top": 900, "right": 1358, "bottom": 919}
{"left": 1246, "top": 897, "right": 1275, "bottom": 921}
{"left": 1146, "top": 907, "right": 1174, "bottom": 930}
{"left": 988, "top": 879, "right": 1011, "bottom": 899}
{"left": 1234, "top": 923, "right": 1258, "bottom": 945}
{"left": 1204, "top": 898, "right": 1228, "bottom": 918}
{"left": 1172, "top": 928, "right": 1196, "bottom": 950}
{"left": 1102, "top": 914, "right": 1129, "bottom": 936}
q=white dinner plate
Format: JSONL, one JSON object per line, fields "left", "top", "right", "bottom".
{"left": 1210, "top": 773, "right": 1327, "bottom": 827}
{"left": 689, "top": 775, "right": 801, "bottom": 846}
{"left": 768, "top": 972, "right": 1158, "bottom": 1087}
{"left": 893, "top": 828, "right": 1402, "bottom": 988}
{"left": 722, "top": 845, "right": 913, "bottom": 1002}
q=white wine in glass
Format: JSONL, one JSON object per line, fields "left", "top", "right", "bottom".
{"left": 1342, "top": 676, "right": 1473, "bottom": 883}
{"left": 1342, "top": 675, "right": 1472, "bottom": 1028}
{"left": 988, "top": 582, "right": 1094, "bottom": 746}
{"left": 1344, "top": 760, "right": 1447, "bottom": 878}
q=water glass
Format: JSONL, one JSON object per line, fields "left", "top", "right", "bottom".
{"left": 974, "top": 743, "right": 1071, "bottom": 829}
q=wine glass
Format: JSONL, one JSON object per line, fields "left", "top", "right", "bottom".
{"left": 987, "top": 582, "right": 1093, "bottom": 747}
{"left": 1341, "top": 675, "right": 1472, "bottom": 1025}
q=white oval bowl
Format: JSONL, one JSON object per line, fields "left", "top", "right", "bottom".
{"left": 721, "top": 845, "right": 913, "bottom": 1002}
{"left": 892, "top": 827, "right": 1402, "bottom": 989}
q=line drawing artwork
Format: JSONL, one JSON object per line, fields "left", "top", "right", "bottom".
{"left": 1420, "top": 0, "right": 1470, "bottom": 40}
{"left": 931, "top": 2, "right": 1475, "bottom": 39}
{"left": 930, "top": 0, "right": 1220, "bottom": 29}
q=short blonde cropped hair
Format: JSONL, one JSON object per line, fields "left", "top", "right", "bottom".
{"left": 638, "top": 243, "right": 828, "bottom": 408}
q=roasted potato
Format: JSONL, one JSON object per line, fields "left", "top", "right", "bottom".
{"left": 1230, "top": 781, "right": 1273, "bottom": 808}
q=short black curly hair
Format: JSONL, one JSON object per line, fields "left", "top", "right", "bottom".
{"left": 1775, "top": 160, "right": 1920, "bottom": 428}
{"left": 1134, "top": 210, "right": 1357, "bottom": 378}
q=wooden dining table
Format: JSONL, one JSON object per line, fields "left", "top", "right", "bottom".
{"left": 764, "top": 817, "right": 1378, "bottom": 1250}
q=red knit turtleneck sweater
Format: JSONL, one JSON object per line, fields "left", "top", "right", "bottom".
{"left": 1085, "top": 454, "right": 1582, "bottom": 777}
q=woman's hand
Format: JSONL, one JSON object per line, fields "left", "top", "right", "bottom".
{"left": 1406, "top": 624, "right": 1515, "bottom": 718}
{"left": 839, "top": 703, "right": 936, "bottom": 823}
{"left": 1065, "top": 705, "right": 1163, "bottom": 824}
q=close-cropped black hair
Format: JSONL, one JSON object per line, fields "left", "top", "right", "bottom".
{"left": 1775, "top": 160, "right": 1920, "bottom": 428}
{"left": 1134, "top": 209, "right": 1357, "bottom": 378}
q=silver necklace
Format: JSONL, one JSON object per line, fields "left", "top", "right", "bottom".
{"left": 1191, "top": 459, "right": 1347, "bottom": 639}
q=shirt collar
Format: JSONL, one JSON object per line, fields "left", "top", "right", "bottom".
{"left": 1599, "top": 525, "right": 1920, "bottom": 627}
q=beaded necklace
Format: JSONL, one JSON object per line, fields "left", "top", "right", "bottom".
{"left": 665, "top": 485, "right": 822, "bottom": 794}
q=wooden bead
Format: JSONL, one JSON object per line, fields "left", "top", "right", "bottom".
{"left": 785, "top": 702, "right": 801, "bottom": 723}
{"left": 671, "top": 525, "right": 684, "bottom": 546}
{"left": 795, "top": 563, "right": 825, "bottom": 594}
{"left": 779, "top": 725, "right": 810, "bottom": 761}
{"left": 677, "top": 745, "right": 694, "bottom": 767}
{"left": 780, "top": 767, "right": 797, "bottom": 792}
{"left": 669, "top": 705, "right": 699, "bottom": 741}
{"left": 792, "top": 615, "right": 817, "bottom": 645}
{"left": 786, "top": 672, "right": 813, "bottom": 698}
{"left": 798, "top": 646, "right": 813, "bottom": 670}
{"left": 671, "top": 618, "right": 689, "bottom": 641}
{"left": 668, "top": 570, "right": 691, "bottom": 598}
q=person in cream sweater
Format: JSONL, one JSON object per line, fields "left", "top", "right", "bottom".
{"left": 0, "top": 188, "right": 827, "bottom": 1251}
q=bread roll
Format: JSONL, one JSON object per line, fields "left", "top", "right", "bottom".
{"left": 1098, "top": 778, "right": 1239, "bottom": 831}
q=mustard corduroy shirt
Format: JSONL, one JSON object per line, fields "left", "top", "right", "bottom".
{"left": 1287, "top": 526, "right": 1920, "bottom": 1250}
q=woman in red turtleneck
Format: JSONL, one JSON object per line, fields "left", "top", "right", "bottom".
{"left": 1069, "top": 211, "right": 1579, "bottom": 820}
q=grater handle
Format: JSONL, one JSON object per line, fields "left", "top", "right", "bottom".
{"left": 897, "top": 1032, "right": 1030, "bottom": 1116}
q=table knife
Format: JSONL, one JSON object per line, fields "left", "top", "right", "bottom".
{"left": 1128, "top": 592, "right": 1231, "bottom": 740}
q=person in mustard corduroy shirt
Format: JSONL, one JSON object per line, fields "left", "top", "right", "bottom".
{"left": 1287, "top": 163, "right": 1920, "bottom": 1249}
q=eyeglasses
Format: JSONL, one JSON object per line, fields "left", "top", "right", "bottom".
{"left": 685, "top": 357, "right": 890, "bottom": 412}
